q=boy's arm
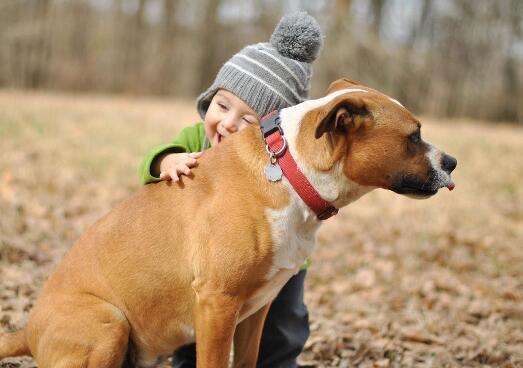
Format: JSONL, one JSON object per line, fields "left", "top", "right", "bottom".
{"left": 139, "top": 123, "right": 206, "bottom": 184}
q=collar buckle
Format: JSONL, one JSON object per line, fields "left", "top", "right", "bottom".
{"left": 260, "top": 110, "right": 282, "bottom": 138}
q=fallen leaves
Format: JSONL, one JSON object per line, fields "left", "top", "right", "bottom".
{"left": 1, "top": 93, "right": 523, "bottom": 367}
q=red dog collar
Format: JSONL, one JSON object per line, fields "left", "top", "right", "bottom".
{"left": 260, "top": 111, "right": 338, "bottom": 221}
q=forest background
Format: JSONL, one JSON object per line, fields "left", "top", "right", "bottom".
{"left": 1, "top": 0, "right": 522, "bottom": 123}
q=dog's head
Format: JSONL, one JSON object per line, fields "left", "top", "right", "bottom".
{"left": 298, "top": 78, "right": 457, "bottom": 199}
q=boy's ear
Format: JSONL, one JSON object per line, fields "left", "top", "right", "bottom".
{"left": 327, "top": 78, "right": 361, "bottom": 94}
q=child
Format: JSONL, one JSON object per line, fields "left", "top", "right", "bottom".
{"left": 139, "top": 12, "right": 323, "bottom": 368}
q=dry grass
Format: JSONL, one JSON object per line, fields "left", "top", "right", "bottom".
{"left": 0, "top": 91, "right": 522, "bottom": 367}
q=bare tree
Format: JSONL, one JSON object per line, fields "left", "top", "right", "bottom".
{"left": 154, "top": 0, "right": 179, "bottom": 95}
{"left": 120, "top": 0, "right": 149, "bottom": 92}
{"left": 395, "top": 0, "right": 433, "bottom": 111}
{"left": 66, "top": 0, "right": 91, "bottom": 90}
{"left": 317, "top": 0, "right": 353, "bottom": 92}
{"left": 369, "top": 0, "right": 386, "bottom": 41}
{"left": 500, "top": 0, "right": 522, "bottom": 122}
{"left": 27, "top": 0, "right": 52, "bottom": 88}
{"left": 195, "top": 0, "right": 221, "bottom": 95}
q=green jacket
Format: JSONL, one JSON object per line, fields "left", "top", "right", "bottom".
{"left": 139, "top": 122, "right": 310, "bottom": 269}
{"left": 139, "top": 122, "right": 207, "bottom": 184}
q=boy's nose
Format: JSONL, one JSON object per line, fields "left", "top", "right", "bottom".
{"left": 221, "top": 118, "right": 239, "bottom": 133}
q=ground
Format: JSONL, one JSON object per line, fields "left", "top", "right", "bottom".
{"left": 0, "top": 91, "right": 522, "bottom": 367}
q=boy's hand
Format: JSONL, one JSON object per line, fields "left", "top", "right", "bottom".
{"left": 159, "top": 152, "right": 203, "bottom": 182}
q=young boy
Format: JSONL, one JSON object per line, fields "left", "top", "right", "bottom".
{"left": 139, "top": 12, "right": 323, "bottom": 368}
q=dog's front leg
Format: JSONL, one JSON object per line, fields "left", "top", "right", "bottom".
{"left": 232, "top": 303, "right": 271, "bottom": 368}
{"left": 194, "top": 288, "right": 241, "bottom": 368}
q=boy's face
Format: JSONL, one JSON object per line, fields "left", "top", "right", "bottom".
{"left": 204, "top": 89, "right": 259, "bottom": 146}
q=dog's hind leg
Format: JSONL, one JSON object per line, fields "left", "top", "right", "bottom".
{"left": 29, "top": 298, "right": 131, "bottom": 368}
{"left": 85, "top": 327, "right": 131, "bottom": 368}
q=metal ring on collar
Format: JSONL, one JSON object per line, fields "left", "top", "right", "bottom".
{"left": 265, "top": 137, "right": 288, "bottom": 158}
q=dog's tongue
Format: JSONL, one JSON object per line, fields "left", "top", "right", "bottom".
{"left": 447, "top": 182, "right": 455, "bottom": 191}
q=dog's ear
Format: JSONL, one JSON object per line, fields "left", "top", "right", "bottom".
{"left": 315, "top": 106, "right": 350, "bottom": 138}
{"left": 327, "top": 78, "right": 361, "bottom": 94}
{"left": 315, "top": 97, "right": 369, "bottom": 139}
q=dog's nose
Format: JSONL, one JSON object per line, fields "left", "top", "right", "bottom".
{"left": 441, "top": 154, "right": 457, "bottom": 174}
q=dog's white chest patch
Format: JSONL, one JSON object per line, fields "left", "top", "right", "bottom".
{"left": 265, "top": 198, "right": 319, "bottom": 278}
{"left": 237, "top": 200, "right": 319, "bottom": 322}
{"left": 239, "top": 268, "right": 295, "bottom": 322}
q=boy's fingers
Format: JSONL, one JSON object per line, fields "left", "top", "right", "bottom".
{"left": 189, "top": 152, "right": 203, "bottom": 158}
{"left": 159, "top": 171, "right": 171, "bottom": 181}
{"left": 161, "top": 159, "right": 197, "bottom": 183}
{"left": 185, "top": 158, "right": 198, "bottom": 167}
{"left": 166, "top": 167, "right": 180, "bottom": 182}
{"left": 175, "top": 164, "right": 192, "bottom": 177}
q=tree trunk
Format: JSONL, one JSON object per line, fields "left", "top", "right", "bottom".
{"left": 155, "top": 0, "right": 178, "bottom": 95}
{"left": 122, "top": 0, "right": 148, "bottom": 92}
{"left": 369, "top": 0, "right": 385, "bottom": 41}
{"left": 27, "top": 0, "right": 51, "bottom": 88}
{"left": 195, "top": 0, "right": 221, "bottom": 95}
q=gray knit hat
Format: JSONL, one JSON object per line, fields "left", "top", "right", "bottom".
{"left": 196, "top": 11, "right": 323, "bottom": 119}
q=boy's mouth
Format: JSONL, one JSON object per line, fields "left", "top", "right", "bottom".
{"left": 213, "top": 133, "right": 223, "bottom": 145}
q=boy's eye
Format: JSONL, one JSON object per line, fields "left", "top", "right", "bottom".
{"left": 243, "top": 117, "right": 256, "bottom": 125}
{"left": 218, "top": 102, "right": 228, "bottom": 110}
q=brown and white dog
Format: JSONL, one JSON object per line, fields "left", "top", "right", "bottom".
{"left": 0, "top": 79, "right": 456, "bottom": 367}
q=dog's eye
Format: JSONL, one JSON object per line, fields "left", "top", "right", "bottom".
{"left": 409, "top": 131, "right": 421, "bottom": 144}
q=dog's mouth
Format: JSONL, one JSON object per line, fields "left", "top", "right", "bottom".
{"left": 395, "top": 185, "right": 438, "bottom": 198}
{"left": 392, "top": 172, "right": 455, "bottom": 199}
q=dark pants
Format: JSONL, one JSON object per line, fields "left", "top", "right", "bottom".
{"left": 172, "top": 270, "right": 309, "bottom": 368}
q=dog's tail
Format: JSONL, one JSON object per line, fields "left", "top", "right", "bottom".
{"left": 0, "top": 329, "right": 31, "bottom": 358}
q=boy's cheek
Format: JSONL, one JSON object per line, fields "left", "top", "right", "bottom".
{"left": 237, "top": 120, "right": 257, "bottom": 131}
{"left": 237, "top": 124, "right": 249, "bottom": 132}
{"left": 204, "top": 125, "right": 216, "bottom": 140}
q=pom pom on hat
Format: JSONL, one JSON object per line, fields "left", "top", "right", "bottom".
{"left": 270, "top": 11, "right": 323, "bottom": 63}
